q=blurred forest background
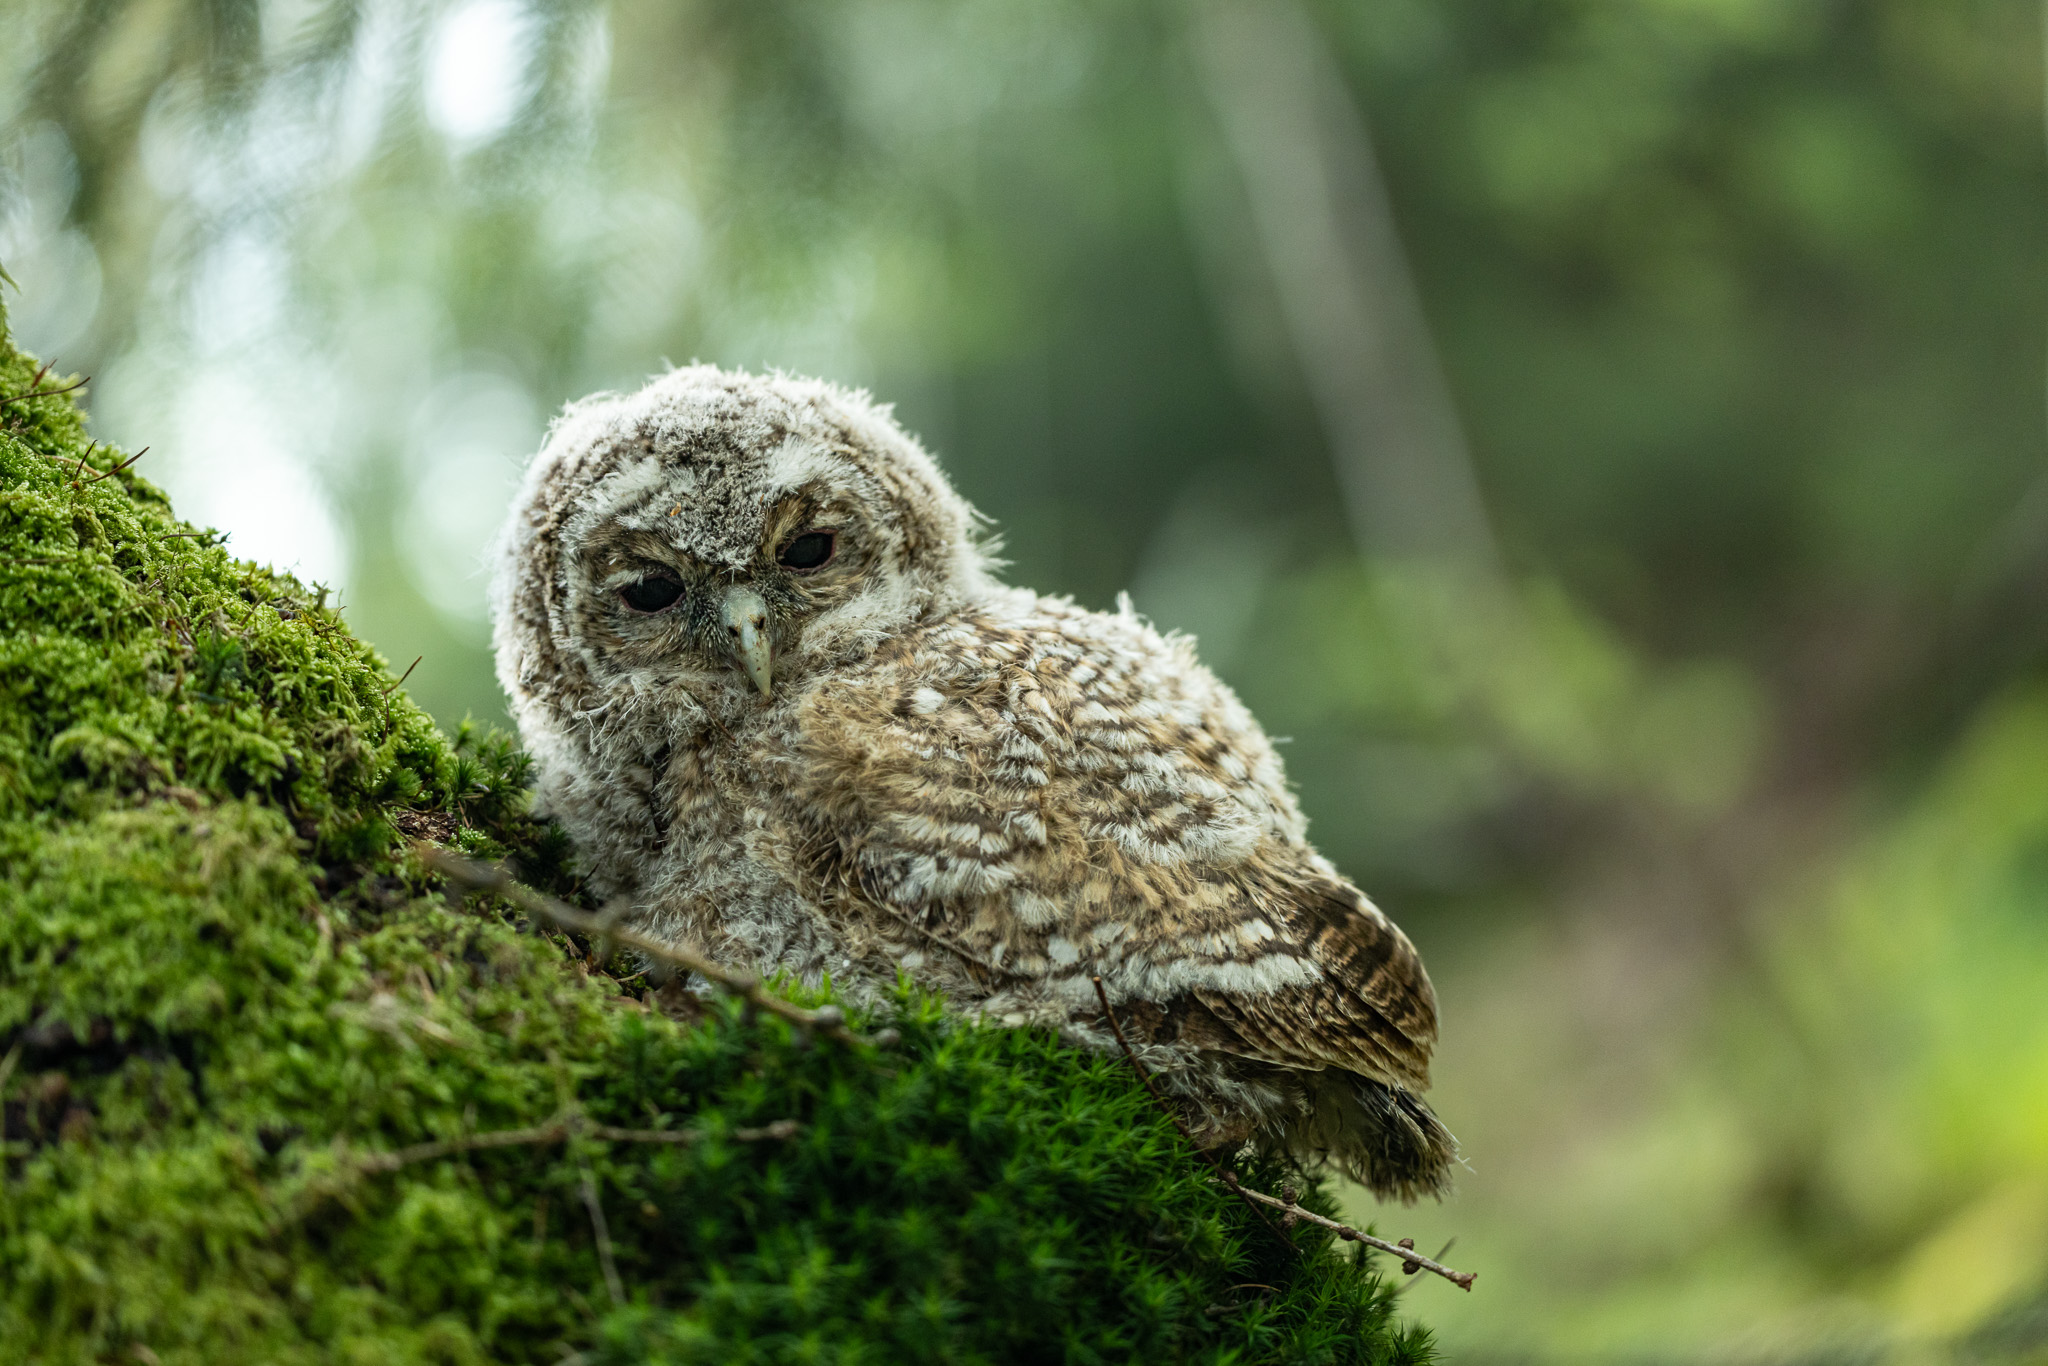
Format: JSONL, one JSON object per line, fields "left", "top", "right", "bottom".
{"left": 5, "top": 0, "right": 2048, "bottom": 1359}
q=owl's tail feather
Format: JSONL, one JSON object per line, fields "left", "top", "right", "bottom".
{"left": 1288, "top": 1073, "right": 1458, "bottom": 1203}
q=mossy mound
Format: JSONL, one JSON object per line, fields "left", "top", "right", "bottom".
{"left": 0, "top": 325, "right": 1434, "bottom": 1365}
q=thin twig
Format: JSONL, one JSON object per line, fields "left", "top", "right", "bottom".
{"left": 348, "top": 1113, "right": 799, "bottom": 1176}
{"left": 1, "top": 375, "right": 88, "bottom": 405}
{"left": 0, "top": 1037, "right": 20, "bottom": 1094}
{"left": 1091, "top": 975, "right": 1290, "bottom": 1245}
{"left": 578, "top": 1153, "right": 625, "bottom": 1307}
{"left": 353, "top": 1118, "right": 578, "bottom": 1173}
{"left": 82, "top": 447, "right": 148, "bottom": 484}
{"left": 352, "top": 1114, "right": 798, "bottom": 1179}
{"left": 1089, "top": 974, "right": 1475, "bottom": 1292}
{"left": 1389, "top": 1238, "right": 1456, "bottom": 1295}
{"left": 5, "top": 362, "right": 54, "bottom": 404}
{"left": 420, "top": 847, "right": 868, "bottom": 1047}
{"left": 0, "top": 1036, "right": 22, "bottom": 1145}
{"left": 383, "top": 655, "right": 422, "bottom": 694}
{"left": 350, "top": 1114, "right": 561, "bottom": 1171}
{"left": 595, "top": 1118, "right": 800, "bottom": 1145}
{"left": 1224, "top": 1178, "right": 1474, "bottom": 1290}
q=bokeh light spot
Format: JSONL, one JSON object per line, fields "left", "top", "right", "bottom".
{"left": 423, "top": 0, "right": 536, "bottom": 147}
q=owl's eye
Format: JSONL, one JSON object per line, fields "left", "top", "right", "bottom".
{"left": 619, "top": 574, "right": 685, "bottom": 613}
{"left": 778, "top": 530, "right": 836, "bottom": 572}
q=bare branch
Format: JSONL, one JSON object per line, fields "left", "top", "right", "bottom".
{"left": 593, "top": 1118, "right": 800, "bottom": 1145}
{"left": 351, "top": 1118, "right": 575, "bottom": 1173}
{"left": 418, "top": 846, "right": 869, "bottom": 1047}
{"left": 1, "top": 375, "right": 89, "bottom": 406}
{"left": 1091, "top": 974, "right": 1291, "bottom": 1245}
{"left": 347, "top": 1113, "right": 801, "bottom": 1175}
{"left": 280, "top": 1108, "right": 800, "bottom": 1235}
{"left": 82, "top": 446, "right": 149, "bottom": 484}
{"left": 1224, "top": 1175, "right": 1476, "bottom": 1292}
{"left": 413, "top": 862, "right": 1469, "bottom": 1290}
{"left": 1091, "top": 974, "right": 1476, "bottom": 1293}
{"left": 0, "top": 1036, "right": 21, "bottom": 1146}
{"left": 332, "top": 1107, "right": 797, "bottom": 1309}
{"left": 382, "top": 654, "right": 422, "bottom": 694}
{"left": 578, "top": 1153, "right": 625, "bottom": 1307}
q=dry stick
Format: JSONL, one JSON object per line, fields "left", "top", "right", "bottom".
{"left": 578, "top": 1153, "right": 626, "bottom": 1307}
{"left": 1090, "top": 975, "right": 1290, "bottom": 1246}
{"left": 0, "top": 1037, "right": 25, "bottom": 1099}
{"left": 3, "top": 363, "right": 55, "bottom": 407}
{"left": 0, "top": 375, "right": 88, "bottom": 406}
{"left": 376, "top": 655, "right": 423, "bottom": 737}
{"left": 350, "top": 1117, "right": 572, "bottom": 1174}
{"left": 420, "top": 847, "right": 868, "bottom": 1047}
{"left": 330, "top": 1108, "right": 800, "bottom": 1311}
{"left": 1224, "top": 1180, "right": 1474, "bottom": 1291}
{"left": 1089, "top": 974, "right": 1476, "bottom": 1294}
{"left": 83, "top": 446, "right": 148, "bottom": 484}
{"left": 423, "top": 860, "right": 1463, "bottom": 1280}
{"left": 598, "top": 1118, "right": 800, "bottom": 1145}
{"left": 0, "top": 1036, "right": 22, "bottom": 1146}
{"left": 349, "top": 1114, "right": 803, "bottom": 1173}
{"left": 294, "top": 1112, "right": 799, "bottom": 1256}
{"left": 383, "top": 654, "right": 422, "bottom": 694}
{"left": 1389, "top": 1238, "right": 1457, "bottom": 1296}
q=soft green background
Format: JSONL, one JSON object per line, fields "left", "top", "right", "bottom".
{"left": 5, "top": 0, "right": 2047, "bottom": 1359}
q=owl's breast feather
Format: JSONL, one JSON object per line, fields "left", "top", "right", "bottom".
{"left": 758, "top": 594, "right": 1320, "bottom": 957}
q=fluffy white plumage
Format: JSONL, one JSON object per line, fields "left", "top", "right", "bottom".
{"left": 492, "top": 364, "right": 1455, "bottom": 1199}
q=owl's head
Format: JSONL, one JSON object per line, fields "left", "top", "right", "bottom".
{"left": 492, "top": 365, "right": 993, "bottom": 722}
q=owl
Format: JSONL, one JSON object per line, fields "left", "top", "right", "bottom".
{"left": 491, "top": 365, "right": 1455, "bottom": 1200}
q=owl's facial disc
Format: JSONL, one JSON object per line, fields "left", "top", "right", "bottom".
{"left": 579, "top": 480, "right": 874, "bottom": 704}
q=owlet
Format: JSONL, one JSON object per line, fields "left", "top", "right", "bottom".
{"left": 491, "top": 365, "right": 1455, "bottom": 1199}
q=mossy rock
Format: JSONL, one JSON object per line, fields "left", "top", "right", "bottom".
{"left": 0, "top": 322, "right": 1435, "bottom": 1365}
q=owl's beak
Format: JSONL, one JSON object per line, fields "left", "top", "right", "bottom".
{"left": 719, "top": 584, "right": 774, "bottom": 698}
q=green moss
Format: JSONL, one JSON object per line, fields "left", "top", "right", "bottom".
{"left": 0, "top": 328, "right": 1433, "bottom": 1365}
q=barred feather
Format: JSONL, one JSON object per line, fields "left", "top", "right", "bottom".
{"left": 494, "top": 364, "right": 1457, "bottom": 1201}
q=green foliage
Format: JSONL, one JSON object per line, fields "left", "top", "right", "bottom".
{"left": 0, "top": 333, "right": 1431, "bottom": 1363}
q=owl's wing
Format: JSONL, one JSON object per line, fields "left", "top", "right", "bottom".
{"left": 1186, "top": 875, "right": 1435, "bottom": 1089}
{"left": 774, "top": 600, "right": 1436, "bottom": 1089}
